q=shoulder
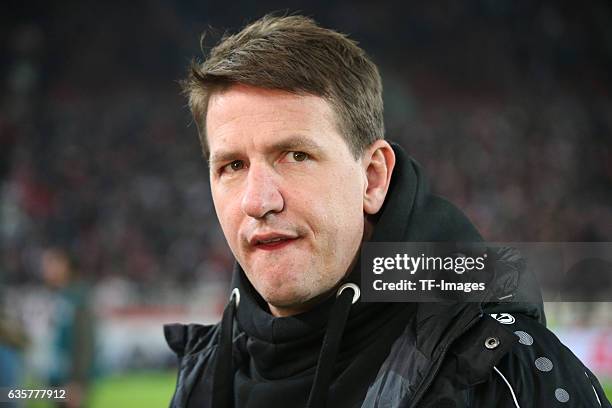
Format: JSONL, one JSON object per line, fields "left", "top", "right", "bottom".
{"left": 475, "top": 312, "right": 610, "bottom": 407}
{"left": 164, "top": 322, "right": 221, "bottom": 358}
{"left": 164, "top": 323, "right": 223, "bottom": 407}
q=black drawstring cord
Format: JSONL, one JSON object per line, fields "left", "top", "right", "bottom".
{"left": 212, "top": 291, "right": 238, "bottom": 407}
{"left": 306, "top": 284, "right": 359, "bottom": 408}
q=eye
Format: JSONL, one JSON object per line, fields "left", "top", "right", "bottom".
{"left": 285, "top": 151, "right": 309, "bottom": 162}
{"left": 230, "top": 160, "right": 245, "bottom": 170}
{"left": 221, "top": 160, "right": 245, "bottom": 173}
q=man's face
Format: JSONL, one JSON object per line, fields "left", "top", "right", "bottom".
{"left": 207, "top": 84, "right": 366, "bottom": 315}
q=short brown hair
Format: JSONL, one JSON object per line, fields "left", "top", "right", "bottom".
{"left": 183, "top": 14, "right": 384, "bottom": 159}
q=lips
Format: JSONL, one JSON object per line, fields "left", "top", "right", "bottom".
{"left": 249, "top": 232, "right": 299, "bottom": 250}
{"left": 256, "top": 238, "right": 297, "bottom": 250}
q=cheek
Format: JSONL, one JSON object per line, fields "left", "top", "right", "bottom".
{"left": 334, "top": 167, "right": 365, "bottom": 213}
{"left": 305, "top": 171, "right": 364, "bottom": 238}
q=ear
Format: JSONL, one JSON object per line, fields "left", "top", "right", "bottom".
{"left": 362, "top": 140, "right": 395, "bottom": 215}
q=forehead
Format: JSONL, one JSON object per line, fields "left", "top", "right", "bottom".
{"left": 206, "top": 84, "right": 343, "bottom": 153}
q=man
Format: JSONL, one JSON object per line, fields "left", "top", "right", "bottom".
{"left": 0, "top": 311, "right": 29, "bottom": 408}
{"left": 165, "top": 14, "right": 610, "bottom": 407}
{"left": 41, "top": 247, "right": 96, "bottom": 408}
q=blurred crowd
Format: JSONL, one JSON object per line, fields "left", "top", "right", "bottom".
{"left": 1, "top": 1, "right": 611, "bottom": 294}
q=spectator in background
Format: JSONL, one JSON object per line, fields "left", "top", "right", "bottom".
{"left": 0, "top": 312, "right": 29, "bottom": 408}
{"left": 41, "top": 247, "right": 96, "bottom": 408}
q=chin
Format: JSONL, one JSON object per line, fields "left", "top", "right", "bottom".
{"left": 250, "top": 266, "right": 304, "bottom": 294}
{"left": 267, "top": 279, "right": 339, "bottom": 307}
{"left": 261, "top": 286, "right": 310, "bottom": 307}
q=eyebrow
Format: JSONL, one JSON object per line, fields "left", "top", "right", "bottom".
{"left": 208, "top": 135, "right": 325, "bottom": 167}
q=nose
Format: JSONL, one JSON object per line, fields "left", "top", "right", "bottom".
{"left": 241, "top": 164, "right": 284, "bottom": 219}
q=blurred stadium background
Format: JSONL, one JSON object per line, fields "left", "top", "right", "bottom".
{"left": 1, "top": 1, "right": 611, "bottom": 406}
